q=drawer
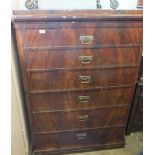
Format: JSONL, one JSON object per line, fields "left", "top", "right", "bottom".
{"left": 23, "top": 27, "right": 142, "bottom": 47}
{"left": 26, "top": 47, "right": 141, "bottom": 69}
{"left": 28, "top": 68, "right": 138, "bottom": 91}
{"left": 30, "top": 87, "right": 134, "bottom": 112}
{"left": 34, "top": 127, "right": 124, "bottom": 150}
{"left": 32, "top": 106, "right": 129, "bottom": 132}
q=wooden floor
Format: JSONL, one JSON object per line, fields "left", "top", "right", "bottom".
{"left": 68, "top": 132, "right": 143, "bottom": 155}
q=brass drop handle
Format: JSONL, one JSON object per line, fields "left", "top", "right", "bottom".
{"left": 79, "top": 56, "right": 93, "bottom": 64}
{"left": 80, "top": 35, "right": 94, "bottom": 44}
{"left": 79, "top": 75, "right": 91, "bottom": 84}
{"left": 77, "top": 115, "right": 89, "bottom": 122}
{"left": 75, "top": 133, "right": 87, "bottom": 140}
{"left": 78, "top": 96, "right": 90, "bottom": 103}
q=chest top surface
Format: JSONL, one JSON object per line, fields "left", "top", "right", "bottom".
{"left": 12, "top": 10, "right": 143, "bottom": 23}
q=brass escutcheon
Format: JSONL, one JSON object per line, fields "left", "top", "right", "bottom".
{"left": 79, "top": 56, "right": 93, "bottom": 64}
{"left": 79, "top": 75, "right": 91, "bottom": 84}
{"left": 77, "top": 115, "right": 89, "bottom": 122}
{"left": 80, "top": 35, "right": 94, "bottom": 44}
{"left": 78, "top": 96, "right": 90, "bottom": 103}
{"left": 75, "top": 133, "right": 87, "bottom": 140}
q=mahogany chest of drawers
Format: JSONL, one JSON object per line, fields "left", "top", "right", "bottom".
{"left": 13, "top": 10, "right": 143, "bottom": 155}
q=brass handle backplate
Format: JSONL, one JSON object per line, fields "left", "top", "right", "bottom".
{"left": 79, "top": 56, "right": 93, "bottom": 64}
{"left": 79, "top": 75, "right": 91, "bottom": 84}
{"left": 80, "top": 35, "right": 94, "bottom": 44}
{"left": 78, "top": 96, "right": 90, "bottom": 103}
{"left": 76, "top": 133, "right": 87, "bottom": 140}
{"left": 77, "top": 115, "right": 89, "bottom": 122}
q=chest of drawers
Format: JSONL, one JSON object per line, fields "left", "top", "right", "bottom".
{"left": 13, "top": 10, "right": 143, "bottom": 155}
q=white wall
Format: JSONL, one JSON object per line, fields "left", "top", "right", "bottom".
{"left": 11, "top": 72, "right": 28, "bottom": 155}
{"left": 11, "top": 31, "right": 29, "bottom": 155}
{"left": 11, "top": 0, "right": 19, "bottom": 10}
{"left": 12, "top": 0, "right": 138, "bottom": 10}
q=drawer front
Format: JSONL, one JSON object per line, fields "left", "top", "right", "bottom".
{"left": 34, "top": 127, "right": 124, "bottom": 150}
{"left": 26, "top": 47, "right": 141, "bottom": 69}
{"left": 30, "top": 87, "right": 134, "bottom": 112}
{"left": 23, "top": 27, "right": 142, "bottom": 47}
{"left": 32, "top": 107, "right": 129, "bottom": 132}
{"left": 28, "top": 68, "right": 138, "bottom": 91}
